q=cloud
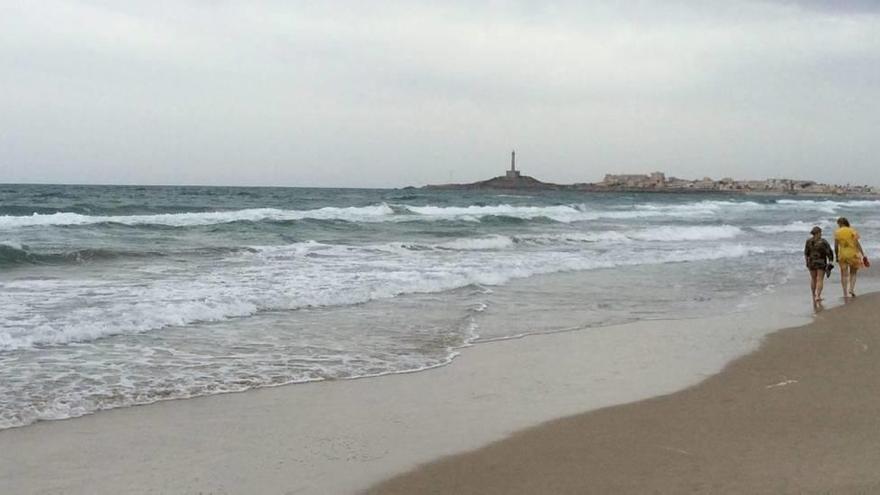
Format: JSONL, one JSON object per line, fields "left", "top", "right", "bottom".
{"left": 1, "top": 1, "right": 879, "bottom": 187}
{"left": 765, "top": 0, "right": 880, "bottom": 14}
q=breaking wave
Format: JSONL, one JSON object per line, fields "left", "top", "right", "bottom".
{"left": 0, "top": 205, "right": 398, "bottom": 228}
{"left": 751, "top": 221, "right": 830, "bottom": 234}
{"left": 0, "top": 242, "right": 253, "bottom": 268}
{"left": 0, "top": 240, "right": 778, "bottom": 351}
{"left": 4, "top": 197, "right": 878, "bottom": 230}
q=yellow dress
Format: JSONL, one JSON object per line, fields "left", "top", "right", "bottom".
{"left": 835, "top": 226, "right": 862, "bottom": 267}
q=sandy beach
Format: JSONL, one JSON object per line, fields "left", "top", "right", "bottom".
{"left": 0, "top": 284, "right": 824, "bottom": 495}
{"left": 369, "top": 292, "right": 880, "bottom": 494}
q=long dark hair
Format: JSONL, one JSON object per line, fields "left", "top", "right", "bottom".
{"left": 837, "top": 217, "right": 851, "bottom": 227}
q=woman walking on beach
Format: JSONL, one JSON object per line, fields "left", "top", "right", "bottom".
{"left": 804, "top": 226, "right": 833, "bottom": 303}
{"left": 834, "top": 217, "right": 868, "bottom": 298}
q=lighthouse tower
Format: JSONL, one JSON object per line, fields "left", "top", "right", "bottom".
{"left": 506, "top": 150, "right": 521, "bottom": 179}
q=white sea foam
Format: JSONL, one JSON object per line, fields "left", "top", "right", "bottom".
{"left": 438, "top": 236, "right": 516, "bottom": 250}
{"left": 618, "top": 200, "right": 765, "bottom": 218}
{"left": 3, "top": 197, "right": 880, "bottom": 230}
{"left": 623, "top": 198, "right": 880, "bottom": 218}
{"left": 516, "top": 231, "right": 633, "bottom": 244}
{"left": 774, "top": 199, "right": 880, "bottom": 213}
{"left": 514, "top": 225, "right": 743, "bottom": 244}
{"left": 403, "top": 204, "right": 595, "bottom": 223}
{"left": 308, "top": 225, "right": 742, "bottom": 255}
{"left": 0, "top": 311, "right": 475, "bottom": 429}
{"left": 0, "top": 204, "right": 397, "bottom": 228}
{"left": 404, "top": 201, "right": 814, "bottom": 222}
{"left": 0, "top": 239, "right": 779, "bottom": 351}
{"left": 752, "top": 221, "right": 830, "bottom": 234}
{"left": 0, "top": 203, "right": 596, "bottom": 228}
{"left": 628, "top": 225, "right": 743, "bottom": 241}
{"left": 636, "top": 200, "right": 764, "bottom": 212}
{"left": 0, "top": 240, "right": 25, "bottom": 250}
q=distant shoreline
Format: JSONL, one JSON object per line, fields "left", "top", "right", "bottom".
{"left": 418, "top": 170, "right": 878, "bottom": 197}
{"left": 418, "top": 181, "right": 878, "bottom": 198}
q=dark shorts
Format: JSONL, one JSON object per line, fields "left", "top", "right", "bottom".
{"left": 808, "top": 260, "right": 828, "bottom": 271}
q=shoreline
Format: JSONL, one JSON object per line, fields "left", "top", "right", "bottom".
{"left": 0, "top": 282, "right": 827, "bottom": 494}
{"left": 368, "top": 292, "right": 880, "bottom": 494}
{"left": 422, "top": 185, "right": 880, "bottom": 198}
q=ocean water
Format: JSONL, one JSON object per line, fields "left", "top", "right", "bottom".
{"left": 1, "top": 184, "right": 879, "bottom": 429}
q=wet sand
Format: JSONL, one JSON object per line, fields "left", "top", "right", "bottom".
{"left": 367, "top": 293, "right": 880, "bottom": 494}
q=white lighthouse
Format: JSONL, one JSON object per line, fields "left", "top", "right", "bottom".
{"left": 506, "top": 150, "right": 521, "bottom": 179}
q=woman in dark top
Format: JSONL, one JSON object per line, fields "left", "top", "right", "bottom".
{"left": 804, "top": 226, "right": 834, "bottom": 303}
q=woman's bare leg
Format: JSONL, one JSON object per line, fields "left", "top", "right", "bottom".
{"left": 841, "top": 264, "right": 850, "bottom": 297}
{"left": 815, "top": 269, "right": 825, "bottom": 300}
{"left": 809, "top": 269, "right": 818, "bottom": 300}
{"left": 849, "top": 266, "right": 859, "bottom": 296}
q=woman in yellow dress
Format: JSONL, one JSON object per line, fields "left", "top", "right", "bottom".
{"left": 834, "top": 217, "right": 867, "bottom": 298}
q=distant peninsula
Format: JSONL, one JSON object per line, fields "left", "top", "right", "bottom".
{"left": 419, "top": 151, "right": 877, "bottom": 196}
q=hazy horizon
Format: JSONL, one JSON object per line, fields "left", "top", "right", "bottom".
{"left": 1, "top": 163, "right": 876, "bottom": 189}
{"left": 2, "top": 1, "right": 879, "bottom": 188}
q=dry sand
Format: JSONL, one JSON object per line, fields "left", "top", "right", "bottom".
{"left": 368, "top": 293, "right": 880, "bottom": 495}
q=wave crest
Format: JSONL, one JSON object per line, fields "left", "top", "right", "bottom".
{"left": 0, "top": 204, "right": 397, "bottom": 229}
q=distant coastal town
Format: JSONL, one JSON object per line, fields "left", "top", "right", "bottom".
{"left": 421, "top": 151, "right": 877, "bottom": 196}
{"left": 593, "top": 172, "right": 876, "bottom": 195}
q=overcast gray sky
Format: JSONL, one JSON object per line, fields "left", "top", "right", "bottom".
{"left": 1, "top": 1, "right": 878, "bottom": 187}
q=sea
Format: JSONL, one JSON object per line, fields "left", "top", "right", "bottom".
{"left": 2, "top": 184, "right": 879, "bottom": 429}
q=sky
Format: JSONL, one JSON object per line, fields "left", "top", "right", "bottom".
{"left": 1, "top": 1, "right": 878, "bottom": 188}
